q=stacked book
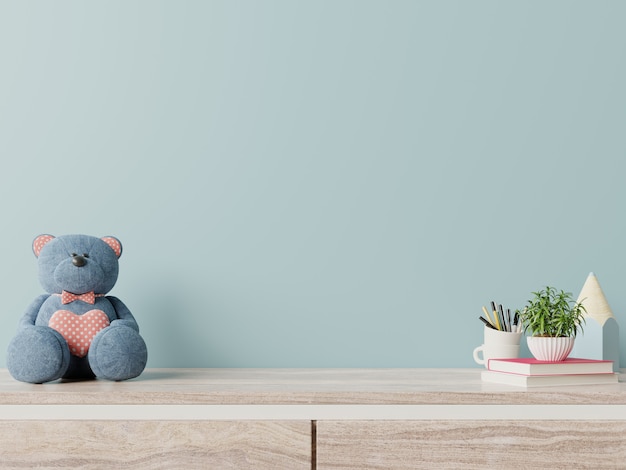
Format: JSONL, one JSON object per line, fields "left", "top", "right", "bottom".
{"left": 481, "top": 357, "right": 619, "bottom": 387}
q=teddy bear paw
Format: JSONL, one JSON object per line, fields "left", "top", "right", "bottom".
{"left": 6, "top": 326, "right": 71, "bottom": 383}
{"left": 88, "top": 325, "right": 148, "bottom": 381}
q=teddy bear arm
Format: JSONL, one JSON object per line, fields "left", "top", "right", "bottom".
{"left": 106, "top": 296, "right": 140, "bottom": 332}
{"left": 18, "top": 294, "right": 51, "bottom": 328}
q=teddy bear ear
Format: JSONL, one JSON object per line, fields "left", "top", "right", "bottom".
{"left": 101, "top": 236, "right": 122, "bottom": 258}
{"left": 33, "top": 234, "right": 55, "bottom": 257}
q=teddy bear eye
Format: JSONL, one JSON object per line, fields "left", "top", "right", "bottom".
{"left": 71, "top": 253, "right": 77, "bottom": 257}
{"left": 83, "top": 253, "right": 89, "bottom": 258}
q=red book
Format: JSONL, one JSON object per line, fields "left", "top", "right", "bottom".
{"left": 487, "top": 357, "right": 614, "bottom": 376}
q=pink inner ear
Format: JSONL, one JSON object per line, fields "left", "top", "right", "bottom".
{"left": 101, "top": 237, "right": 122, "bottom": 258}
{"left": 33, "top": 235, "right": 55, "bottom": 257}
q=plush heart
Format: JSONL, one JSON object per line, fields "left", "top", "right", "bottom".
{"left": 49, "top": 309, "right": 110, "bottom": 358}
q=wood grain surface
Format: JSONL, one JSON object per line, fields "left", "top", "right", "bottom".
{"left": 316, "top": 420, "right": 626, "bottom": 470}
{"left": 0, "top": 368, "right": 624, "bottom": 405}
{"left": 2, "top": 369, "right": 626, "bottom": 469}
{"left": 0, "top": 420, "right": 311, "bottom": 469}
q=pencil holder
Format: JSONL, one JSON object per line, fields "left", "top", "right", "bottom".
{"left": 473, "top": 326, "right": 522, "bottom": 367}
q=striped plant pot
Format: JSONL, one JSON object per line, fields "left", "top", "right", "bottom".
{"left": 527, "top": 336, "right": 575, "bottom": 362}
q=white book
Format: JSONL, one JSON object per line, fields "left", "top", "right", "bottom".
{"left": 487, "top": 357, "right": 613, "bottom": 376}
{"left": 481, "top": 370, "right": 619, "bottom": 388}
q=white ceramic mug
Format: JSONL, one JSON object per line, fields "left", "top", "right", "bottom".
{"left": 473, "top": 326, "right": 523, "bottom": 367}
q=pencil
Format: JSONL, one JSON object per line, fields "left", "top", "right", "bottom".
{"left": 498, "top": 304, "right": 506, "bottom": 331}
{"left": 482, "top": 306, "right": 494, "bottom": 325}
{"left": 479, "top": 316, "right": 497, "bottom": 330}
{"left": 492, "top": 310, "right": 501, "bottom": 330}
{"left": 490, "top": 301, "right": 501, "bottom": 330}
{"left": 506, "top": 308, "right": 512, "bottom": 332}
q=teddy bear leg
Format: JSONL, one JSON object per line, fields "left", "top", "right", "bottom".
{"left": 6, "top": 326, "right": 71, "bottom": 383}
{"left": 88, "top": 325, "right": 148, "bottom": 381}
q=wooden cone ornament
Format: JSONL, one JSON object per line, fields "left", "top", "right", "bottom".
{"left": 572, "top": 272, "right": 620, "bottom": 371}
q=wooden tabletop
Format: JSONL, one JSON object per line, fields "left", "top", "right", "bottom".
{"left": 1, "top": 368, "right": 625, "bottom": 405}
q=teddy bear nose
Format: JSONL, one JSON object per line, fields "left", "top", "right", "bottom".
{"left": 72, "top": 255, "right": 86, "bottom": 267}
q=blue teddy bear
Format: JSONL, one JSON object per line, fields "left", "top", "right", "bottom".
{"left": 6, "top": 234, "right": 148, "bottom": 383}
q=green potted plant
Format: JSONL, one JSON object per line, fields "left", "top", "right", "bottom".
{"left": 518, "top": 286, "right": 586, "bottom": 361}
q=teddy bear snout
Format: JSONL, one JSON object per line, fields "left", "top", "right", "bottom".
{"left": 71, "top": 254, "right": 87, "bottom": 267}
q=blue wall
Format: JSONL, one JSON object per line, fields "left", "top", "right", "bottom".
{"left": 1, "top": 1, "right": 625, "bottom": 368}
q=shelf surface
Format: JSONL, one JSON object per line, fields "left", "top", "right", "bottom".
{"left": 1, "top": 368, "right": 625, "bottom": 406}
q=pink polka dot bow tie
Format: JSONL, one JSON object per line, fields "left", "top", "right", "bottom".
{"left": 60, "top": 290, "right": 102, "bottom": 305}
